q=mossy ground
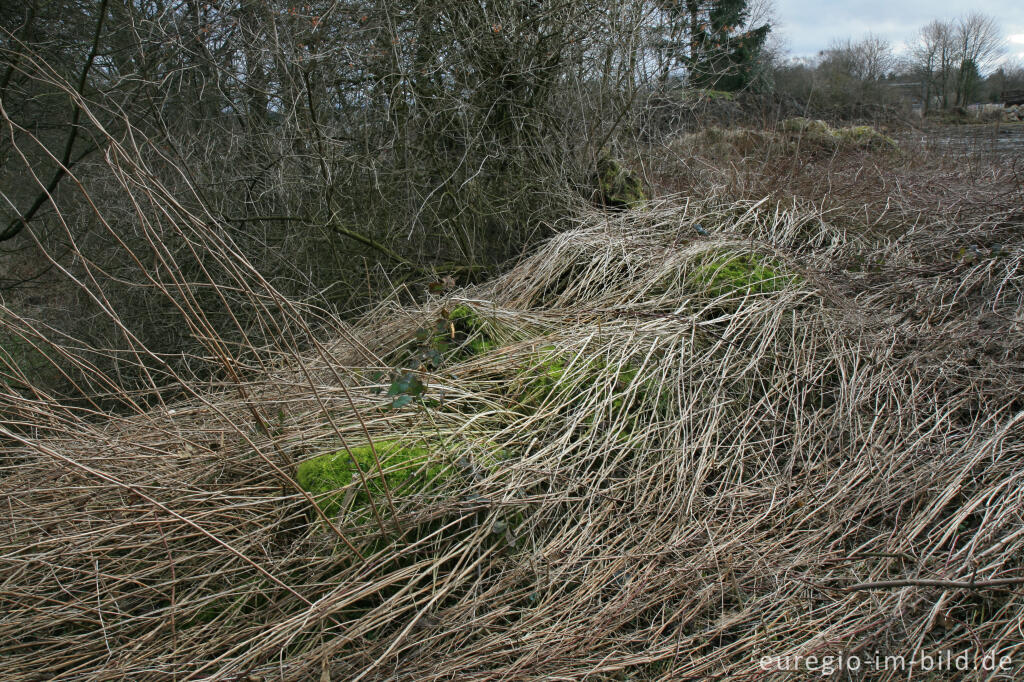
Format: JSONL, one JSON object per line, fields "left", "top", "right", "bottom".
{"left": 779, "top": 116, "right": 831, "bottom": 135}
{"left": 689, "top": 253, "right": 799, "bottom": 298}
{"left": 398, "top": 303, "right": 496, "bottom": 367}
{"left": 377, "top": 304, "right": 499, "bottom": 408}
{"left": 296, "top": 440, "right": 443, "bottom": 519}
{"left": 449, "top": 304, "right": 497, "bottom": 355}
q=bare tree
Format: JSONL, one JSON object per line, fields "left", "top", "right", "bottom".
{"left": 814, "top": 34, "right": 895, "bottom": 107}
{"left": 953, "top": 12, "right": 1004, "bottom": 106}
{"left": 910, "top": 20, "right": 955, "bottom": 111}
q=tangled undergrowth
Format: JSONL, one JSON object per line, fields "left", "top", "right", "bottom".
{"left": 2, "top": 138, "right": 1024, "bottom": 681}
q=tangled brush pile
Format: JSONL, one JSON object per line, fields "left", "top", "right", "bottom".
{"left": 3, "top": 194, "right": 1024, "bottom": 680}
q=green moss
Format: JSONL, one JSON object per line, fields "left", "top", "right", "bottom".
{"left": 595, "top": 155, "right": 646, "bottom": 209}
{"left": 448, "top": 304, "right": 480, "bottom": 330}
{"left": 449, "top": 305, "right": 498, "bottom": 355}
{"left": 386, "top": 305, "right": 497, "bottom": 388}
{"left": 515, "top": 345, "right": 571, "bottom": 407}
{"left": 467, "top": 337, "right": 496, "bottom": 354}
{"left": 296, "top": 440, "right": 443, "bottom": 518}
{"left": 689, "top": 254, "right": 799, "bottom": 298}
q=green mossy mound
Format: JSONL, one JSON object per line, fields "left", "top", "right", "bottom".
{"left": 780, "top": 118, "right": 897, "bottom": 150}
{"left": 514, "top": 348, "right": 659, "bottom": 443}
{"left": 515, "top": 345, "right": 568, "bottom": 408}
{"left": 676, "top": 127, "right": 772, "bottom": 159}
{"left": 296, "top": 440, "right": 442, "bottom": 518}
{"left": 829, "top": 124, "right": 898, "bottom": 149}
{"left": 689, "top": 253, "right": 800, "bottom": 298}
{"left": 698, "top": 88, "right": 736, "bottom": 101}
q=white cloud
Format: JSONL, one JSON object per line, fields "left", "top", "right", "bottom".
{"left": 1009, "top": 33, "right": 1024, "bottom": 44}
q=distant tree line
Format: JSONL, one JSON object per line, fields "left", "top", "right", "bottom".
{"left": 768, "top": 12, "right": 1016, "bottom": 116}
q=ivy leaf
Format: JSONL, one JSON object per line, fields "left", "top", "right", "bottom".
{"left": 388, "top": 373, "right": 411, "bottom": 395}
{"left": 406, "top": 376, "right": 426, "bottom": 395}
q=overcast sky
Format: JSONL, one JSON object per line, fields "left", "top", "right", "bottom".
{"left": 772, "top": 0, "right": 1024, "bottom": 66}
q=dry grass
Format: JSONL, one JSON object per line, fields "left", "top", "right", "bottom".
{"left": 2, "top": 126, "right": 1024, "bottom": 680}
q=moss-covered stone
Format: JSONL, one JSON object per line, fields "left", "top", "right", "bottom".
{"left": 689, "top": 254, "right": 799, "bottom": 298}
{"left": 594, "top": 155, "right": 646, "bottom": 209}
{"left": 296, "top": 440, "right": 443, "bottom": 518}
{"left": 675, "top": 127, "right": 774, "bottom": 159}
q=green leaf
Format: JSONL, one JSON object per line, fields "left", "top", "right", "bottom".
{"left": 388, "top": 375, "right": 409, "bottom": 395}
{"left": 392, "top": 394, "right": 413, "bottom": 408}
{"left": 406, "top": 376, "right": 426, "bottom": 395}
